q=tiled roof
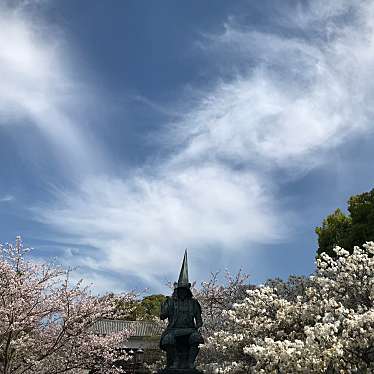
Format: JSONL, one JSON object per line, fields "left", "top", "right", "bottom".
{"left": 92, "top": 319, "right": 163, "bottom": 337}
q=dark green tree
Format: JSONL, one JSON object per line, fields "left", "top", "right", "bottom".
{"left": 111, "top": 293, "right": 166, "bottom": 321}
{"left": 316, "top": 188, "right": 374, "bottom": 257}
{"left": 139, "top": 294, "right": 166, "bottom": 320}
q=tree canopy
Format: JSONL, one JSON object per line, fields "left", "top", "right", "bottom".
{"left": 0, "top": 237, "right": 132, "bottom": 374}
{"left": 315, "top": 188, "right": 374, "bottom": 257}
{"left": 111, "top": 293, "right": 166, "bottom": 321}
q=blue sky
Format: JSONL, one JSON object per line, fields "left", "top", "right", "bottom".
{"left": 1, "top": 0, "right": 374, "bottom": 294}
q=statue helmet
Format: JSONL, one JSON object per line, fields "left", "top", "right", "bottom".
{"left": 174, "top": 249, "right": 191, "bottom": 289}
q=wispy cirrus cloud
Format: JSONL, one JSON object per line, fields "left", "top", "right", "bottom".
{"left": 0, "top": 3, "right": 103, "bottom": 175}
{"left": 11, "top": 0, "right": 374, "bottom": 292}
{"left": 182, "top": 1, "right": 374, "bottom": 172}
{"left": 0, "top": 195, "right": 14, "bottom": 203}
{"left": 35, "top": 1, "right": 374, "bottom": 290}
{"left": 36, "top": 164, "right": 286, "bottom": 289}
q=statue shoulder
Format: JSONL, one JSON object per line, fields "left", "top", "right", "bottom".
{"left": 192, "top": 297, "right": 202, "bottom": 309}
{"left": 164, "top": 295, "right": 176, "bottom": 305}
{"left": 161, "top": 296, "right": 171, "bottom": 308}
{"left": 160, "top": 296, "right": 174, "bottom": 318}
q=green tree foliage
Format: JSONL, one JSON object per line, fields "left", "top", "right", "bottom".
{"left": 315, "top": 208, "right": 352, "bottom": 257}
{"left": 112, "top": 294, "right": 166, "bottom": 321}
{"left": 316, "top": 188, "right": 374, "bottom": 257}
{"left": 135, "top": 294, "right": 166, "bottom": 320}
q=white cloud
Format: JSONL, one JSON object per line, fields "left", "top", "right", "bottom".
{"left": 0, "top": 195, "right": 14, "bottom": 202}
{"left": 37, "top": 164, "right": 287, "bottom": 290}
{"left": 34, "top": 0, "right": 374, "bottom": 291}
{"left": 182, "top": 2, "right": 374, "bottom": 172}
{"left": 0, "top": 3, "right": 101, "bottom": 173}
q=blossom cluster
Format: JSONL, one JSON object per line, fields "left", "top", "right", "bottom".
{"left": 201, "top": 244, "right": 374, "bottom": 373}
{"left": 0, "top": 237, "right": 133, "bottom": 374}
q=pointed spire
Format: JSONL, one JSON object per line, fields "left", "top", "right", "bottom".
{"left": 177, "top": 249, "right": 190, "bottom": 288}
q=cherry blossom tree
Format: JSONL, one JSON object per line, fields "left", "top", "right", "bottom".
{"left": 202, "top": 243, "right": 374, "bottom": 373}
{"left": 0, "top": 237, "right": 132, "bottom": 374}
{"left": 192, "top": 271, "right": 253, "bottom": 368}
{"left": 194, "top": 270, "right": 253, "bottom": 335}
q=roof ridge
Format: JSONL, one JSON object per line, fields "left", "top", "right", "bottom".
{"left": 98, "top": 318, "right": 159, "bottom": 324}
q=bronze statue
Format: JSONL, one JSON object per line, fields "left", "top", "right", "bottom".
{"left": 159, "top": 250, "right": 204, "bottom": 371}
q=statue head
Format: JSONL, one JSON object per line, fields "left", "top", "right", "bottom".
{"left": 176, "top": 286, "right": 192, "bottom": 300}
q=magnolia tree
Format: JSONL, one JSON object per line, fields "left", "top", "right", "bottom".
{"left": 0, "top": 237, "right": 133, "bottom": 374}
{"left": 202, "top": 243, "right": 374, "bottom": 373}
